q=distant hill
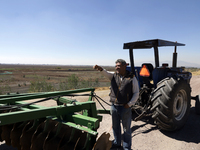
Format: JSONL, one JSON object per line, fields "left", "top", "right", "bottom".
{"left": 177, "top": 61, "right": 200, "bottom": 68}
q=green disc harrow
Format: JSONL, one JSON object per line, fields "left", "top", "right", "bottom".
{"left": 0, "top": 88, "right": 107, "bottom": 150}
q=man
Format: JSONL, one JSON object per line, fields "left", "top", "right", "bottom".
{"left": 93, "top": 59, "right": 139, "bottom": 150}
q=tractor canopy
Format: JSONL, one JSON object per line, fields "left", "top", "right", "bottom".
{"left": 123, "top": 39, "right": 185, "bottom": 74}
{"left": 123, "top": 39, "right": 185, "bottom": 49}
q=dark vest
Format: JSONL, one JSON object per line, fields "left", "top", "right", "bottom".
{"left": 110, "top": 71, "right": 133, "bottom": 104}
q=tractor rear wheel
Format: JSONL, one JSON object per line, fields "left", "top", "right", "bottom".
{"left": 151, "top": 77, "right": 191, "bottom": 131}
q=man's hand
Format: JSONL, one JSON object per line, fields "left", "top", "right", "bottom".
{"left": 124, "top": 104, "right": 130, "bottom": 108}
{"left": 93, "top": 65, "right": 103, "bottom": 71}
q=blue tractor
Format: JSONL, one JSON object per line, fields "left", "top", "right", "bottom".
{"left": 124, "top": 39, "right": 198, "bottom": 131}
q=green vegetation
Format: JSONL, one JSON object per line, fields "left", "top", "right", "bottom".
{"left": 28, "top": 74, "right": 103, "bottom": 93}
{"left": 59, "top": 74, "right": 101, "bottom": 91}
{"left": 29, "top": 76, "right": 55, "bottom": 92}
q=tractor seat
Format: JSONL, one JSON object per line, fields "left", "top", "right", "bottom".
{"left": 139, "top": 63, "right": 154, "bottom": 87}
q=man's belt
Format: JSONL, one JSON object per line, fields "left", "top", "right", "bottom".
{"left": 112, "top": 103, "right": 124, "bottom": 106}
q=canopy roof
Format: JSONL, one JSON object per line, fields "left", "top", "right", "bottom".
{"left": 123, "top": 39, "right": 185, "bottom": 49}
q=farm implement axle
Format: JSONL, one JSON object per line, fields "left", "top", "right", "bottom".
{"left": 0, "top": 88, "right": 105, "bottom": 150}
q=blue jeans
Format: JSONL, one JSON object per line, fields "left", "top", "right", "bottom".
{"left": 110, "top": 105, "right": 132, "bottom": 150}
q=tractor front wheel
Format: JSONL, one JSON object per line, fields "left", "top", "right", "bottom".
{"left": 151, "top": 77, "right": 191, "bottom": 131}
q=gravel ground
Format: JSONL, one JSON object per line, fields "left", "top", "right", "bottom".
{"left": 1, "top": 76, "right": 200, "bottom": 150}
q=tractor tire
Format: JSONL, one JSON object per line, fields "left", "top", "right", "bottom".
{"left": 151, "top": 77, "right": 191, "bottom": 131}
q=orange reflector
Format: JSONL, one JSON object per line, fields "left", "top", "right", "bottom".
{"left": 140, "top": 65, "right": 150, "bottom": 77}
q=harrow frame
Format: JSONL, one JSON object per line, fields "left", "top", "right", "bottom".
{"left": 0, "top": 88, "right": 105, "bottom": 150}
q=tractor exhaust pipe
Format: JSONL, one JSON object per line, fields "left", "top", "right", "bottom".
{"left": 172, "top": 42, "right": 177, "bottom": 68}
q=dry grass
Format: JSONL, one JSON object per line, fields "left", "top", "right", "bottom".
{"left": 95, "top": 87, "right": 110, "bottom": 91}
{"left": 191, "top": 70, "right": 200, "bottom": 76}
{"left": 0, "top": 64, "right": 113, "bottom": 94}
{"left": 185, "top": 67, "right": 200, "bottom": 76}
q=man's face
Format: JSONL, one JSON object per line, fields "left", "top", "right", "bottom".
{"left": 115, "top": 62, "right": 126, "bottom": 75}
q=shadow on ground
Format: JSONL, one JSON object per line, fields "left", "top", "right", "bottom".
{"left": 131, "top": 107, "right": 200, "bottom": 144}
{"left": 130, "top": 112, "right": 157, "bottom": 137}
{"left": 161, "top": 107, "right": 200, "bottom": 144}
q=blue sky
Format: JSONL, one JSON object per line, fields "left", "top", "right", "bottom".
{"left": 0, "top": 0, "right": 200, "bottom": 67}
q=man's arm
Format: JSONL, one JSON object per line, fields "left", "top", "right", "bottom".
{"left": 127, "top": 76, "right": 139, "bottom": 107}
{"left": 93, "top": 65, "right": 114, "bottom": 80}
{"left": 101, "top": 69, "right": 114, "bottom": 80}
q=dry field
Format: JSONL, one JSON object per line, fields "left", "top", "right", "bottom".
{"left": 0, "top": 64, "right": 114, "bottom": 94}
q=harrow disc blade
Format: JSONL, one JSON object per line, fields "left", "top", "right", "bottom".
{"left": 59, "top": 128, "right": 82, "bottom": 150}
{"left": 74, "top": 132, "right": 87, "bottom": 150}
{"left": 93, "top": 132, "right": 112, "bottom": 150}
{"left": 57, "top": 125, "right": 73, "bottom": 149}
{"left": 44, "top": 123, "right": 76, "bottom": 150}
{"left": 1, "top": 124, "right": 14, "bottom": 145}
{"left": 10, "top": 122, "right": 28, "bottom": 149}
{"left": 30, "top": 119, "right": 58, "bottom": 150}
{"left": 43, "top": 124, "right": 62, "bottom": 150}
{"left": 0, "top": 126, "right": 3, "bottom": 142}
{"left": 20, "top": 121, "right": 35, "bottom": 150}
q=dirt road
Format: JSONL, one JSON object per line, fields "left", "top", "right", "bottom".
{"left": 1, "top": 76, "right": 200, "bottom": 150}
